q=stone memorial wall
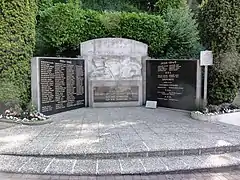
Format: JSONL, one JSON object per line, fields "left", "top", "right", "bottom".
{"left": 31, "top": 57, "right": 86, "bottom": 115}
{"left": 81, "top": 38, "right": 148, "bottom": 107}
{"left": 146, "top": 60, "right": 200, "bottom": 110}
{"left": 31, "top": 39, "right": 202, "bottom": 114}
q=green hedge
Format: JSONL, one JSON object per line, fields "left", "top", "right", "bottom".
{"left": 36, "top": 3, "right": 201, "bottom": 58}
{"left": 208, "top": 68, "right": 239, "bottom": 105}
{"left": 199, "top": 0, "right": 240, "bottom": 105}
{"left": 199, "top": 0, "right": 240, "bottom": 54}
{"left": 106, "top": 11, "right": 169, "bottom": 57}
{"left": 0, "top": 0, "right": 37, "bottom": 107}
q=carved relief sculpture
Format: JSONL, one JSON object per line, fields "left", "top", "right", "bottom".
{"left": 89, "top": 56, "right": 142, "bottom": 80}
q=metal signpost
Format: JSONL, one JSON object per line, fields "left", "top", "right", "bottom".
{"left": 200, "top": 50, "right": 213, "bottom": 107}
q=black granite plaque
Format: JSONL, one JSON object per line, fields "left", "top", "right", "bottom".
{"left": 40, "top": 58, "right": 85, "bottom": 115}
{"left": 146, "top": 60, "right": 197, "bottom": 110}
{"left": 94, "top": 86, "right": 139, "bottom": 102}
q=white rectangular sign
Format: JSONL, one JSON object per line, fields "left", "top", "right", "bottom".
{"left": 200, "top": 50, "right": 213, "bottom": 66}
{"left": 145, "top": 101, "right": 157, "bottom": 109}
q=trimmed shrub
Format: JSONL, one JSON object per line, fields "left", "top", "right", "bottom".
{"left": 38, "top": 4, "right": 106, "bottom": 48}
{"left": 0, "top": 81, "right": 21, "bottom": 104}
{"left": 36, "top": 3, "right": 201, "bottom": 58}
{"left": 0, "top": 81, "right": 22, "bottom": 114}
{"left": 162, "top": 7, "right": 202, "bottom": 58}
{"left": 199, "top": 0, "right": 240, "bottom": 105}
{"left": 208, "top": 68, "right": 239, "bottom": 105}
{"left": 198, "top": 0, "right": 240, "bottom": 54}
{"left": 0, "top": 0, "right": 37, "bottom": 107}
{"left": 208, "top": 51, "right": 240, "bottom": 105}
{"left": 106, "top": 11, "right": 170, "bottom": 57}
{"left": 36, "top": 4, "right": 169, "bottom": 57}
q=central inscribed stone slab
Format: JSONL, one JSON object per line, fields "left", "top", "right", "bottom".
{"left": 81, "top": 38, "right": 148, "bottom": 107}
{"left": 94, "top": 86, "right": 139, "bottom": 102}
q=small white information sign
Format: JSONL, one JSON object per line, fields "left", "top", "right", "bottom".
{"left": 145, "top": 101, "right": 157, "bottom": 109}
{"left": 200, "top": 50, "right": 213, "bottom": 66}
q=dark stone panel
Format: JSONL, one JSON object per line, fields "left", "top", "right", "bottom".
{"left": 39, "top": 58, "right": 85, "bottom": 115}
{"left": 146, "top": 60, "right": 197, "bottom": 111}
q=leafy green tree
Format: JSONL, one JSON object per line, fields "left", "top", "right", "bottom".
{"left": 155, "top": 0, "right": 187, "bottom": 14}
{"left": 128, "top": 0, "right": 158, "bottom": 12}
{"left": 162, "top": 7, "right": 202, "bottom": 58}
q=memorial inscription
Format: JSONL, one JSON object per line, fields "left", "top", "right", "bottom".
{"left": 94, "top": 86, "right": 139, "bottom": 102}
{"left": 146, "top": 60, "right": 197, "bottom": 110}
{"left": 38, "top": 58, "right": 85, "bottom": 115}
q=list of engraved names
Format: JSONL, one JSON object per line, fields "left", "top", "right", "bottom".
{"left": 40, "top": 59, "right": 85, "bottom": 114}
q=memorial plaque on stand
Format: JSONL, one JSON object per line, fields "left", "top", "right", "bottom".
{"left": 36, "top": 58, "right": 85, "bottom": 115}
{"left": 146, "top": 60, "right": 197, "bottom": 110}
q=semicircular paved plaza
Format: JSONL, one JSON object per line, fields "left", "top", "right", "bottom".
{"left": 0, "top": 107, "right": 240, "bottom": 175}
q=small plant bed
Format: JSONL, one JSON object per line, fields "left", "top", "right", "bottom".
{"left": 191, "top": 103, "right": 240, "bottom": 122}
{"left": 0, "top": 109, "right": 52, "bottom": 125}
{"left": 0, "top": 82, "right": 52, "bottom": 126}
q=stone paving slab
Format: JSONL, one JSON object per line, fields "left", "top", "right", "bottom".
{"left": 0, "top": 108, "right": 240, "bottom": 159}
{"left": 45, "top": 159, "right": 75, "bottom": 174}
{"left": 74, "top": 159, "right": 96, "bottom": 174}
{"left": 1, "top": 152, "right": 240, "bottom": 175}
{"left": 19, "top": 157, "right": 52, "bottom": 174}
{"left": 0, "top": 122, "right": 15, "bottom": 130}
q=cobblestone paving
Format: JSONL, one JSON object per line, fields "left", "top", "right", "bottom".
{"left": 0, "top": 107, "right": 240, "bottom": 156}
{"left": 1, "top": 171, "right": 240, "bottom": 180}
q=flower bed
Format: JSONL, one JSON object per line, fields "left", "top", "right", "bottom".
{"left": 0, "top": 109, "right": 52, "bottom": 125}
{"left": 191, "top": 103, "right": 240, "bottom": 122}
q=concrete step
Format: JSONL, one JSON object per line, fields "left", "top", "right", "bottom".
{"left": 1, "top": 144, "right": 240, "bottom": 159}
{"left": 1, "top": 152, "right": 240, "bottom": 175}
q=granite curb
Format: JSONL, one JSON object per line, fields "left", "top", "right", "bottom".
{"left": 1, "top": 152, "right": 240, "bottom": 176}
{"left": 0, "top": 118, "right": 53, "bottom": 126}
{"left": 1, "top": 145, "right": 240, "bottom": 159}
{"left": 2, "top": 165, "right": 240, "bottom": 176}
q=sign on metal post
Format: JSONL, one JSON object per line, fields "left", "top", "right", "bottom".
{"left": 200, "top": 50, "right": 213, "bottom": 107}
{"left": 200, "top": 50, "right": 213, "bottom": 66}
